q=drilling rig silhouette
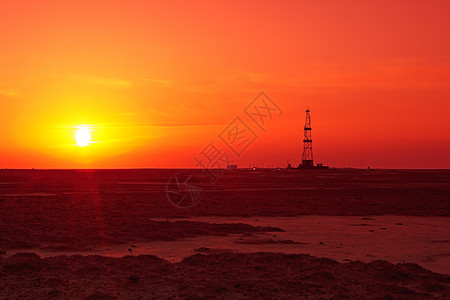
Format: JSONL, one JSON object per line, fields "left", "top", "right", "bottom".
{"left": 288, "top": 108, "right": 328, "bottom": 170}
{"left": 302, "top": 108, "right": 314, "bottom": 168}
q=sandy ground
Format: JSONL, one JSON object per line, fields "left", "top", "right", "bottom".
{"left": 0, "top": 169, "right": 449, "bottom": 298}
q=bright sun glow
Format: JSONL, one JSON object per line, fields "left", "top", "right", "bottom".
{"left": 75, "top": 125, "right": 92, "bottom": 147}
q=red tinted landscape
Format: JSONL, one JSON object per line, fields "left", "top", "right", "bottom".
{"left": 1, "top": 0, "right": 450, "bottom": 298}
{"left": 0, "top": 169, "right": 449, "bottom": 298}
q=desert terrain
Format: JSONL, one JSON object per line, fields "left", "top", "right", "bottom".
{"left": 0, "top": 168, "right": 449, "bottom": 298}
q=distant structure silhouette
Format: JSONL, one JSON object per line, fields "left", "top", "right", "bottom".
{"left": 288, "top": 108, "right": 328, "bottom": 170}
{"left": 302, "top": 108, "right": 314, "bottom": 168}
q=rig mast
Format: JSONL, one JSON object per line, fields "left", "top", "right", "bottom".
{"left": 302, "top": 108, "right": 314, "bottom": 168}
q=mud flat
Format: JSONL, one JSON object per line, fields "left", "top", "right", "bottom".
{"left": 5, "top": 216, "right": 449, "bottom": 276}
{"left": 0, "top": 169, "right": 449, "bottom": 298}
{"left": 149, "top": 215, "right": 450, "bottom": 275}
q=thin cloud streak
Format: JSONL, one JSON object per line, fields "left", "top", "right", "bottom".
{"left": 53, "top": 74, "right": 133, "bottom": 88}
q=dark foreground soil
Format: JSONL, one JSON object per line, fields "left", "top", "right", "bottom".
{"left": 1, "top": 252, "right": 449, "bottom": 299}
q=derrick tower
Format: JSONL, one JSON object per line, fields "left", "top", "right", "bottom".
{"left": 302, "top": 108, "right": 314, "bottom": 168}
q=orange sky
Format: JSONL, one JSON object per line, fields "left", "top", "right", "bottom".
{"left": 1, "top": 0, "right": 449, "bottom": 169}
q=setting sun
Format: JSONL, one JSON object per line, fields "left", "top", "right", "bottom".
{"left": 75, "top": 125, "right": 92, "bottom": 147}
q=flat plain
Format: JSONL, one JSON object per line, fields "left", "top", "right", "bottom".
{"left": 0, "top": 169, "right": 449, "bottom": 298}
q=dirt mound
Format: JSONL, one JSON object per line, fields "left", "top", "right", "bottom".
{"left": 1, "top": 252, "right": 449, "bottom": 299}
